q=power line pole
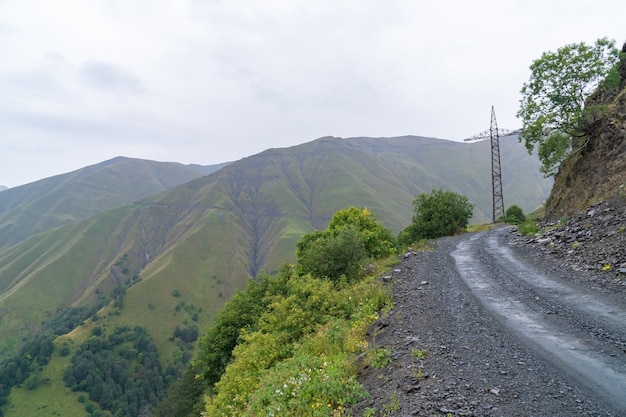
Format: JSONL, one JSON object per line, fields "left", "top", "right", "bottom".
{"left": 464, "top": 106, "right": 517, "bottom": 223}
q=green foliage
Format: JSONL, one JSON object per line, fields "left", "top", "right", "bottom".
{"left": 202, "top": 270, "right": 389, "bottom": 416}
{"left": 63, "top": 326, "right": 166, "bottom": 417}
{"left": 244, "top": 348, "right": 368, "bottom": 416}
{"left": 410, "top": 348, "right": 428, "bottom": 360}
{"left": 326, "top": 207, "right": 397, "bottom": 259}
{"left": 517, "top": 37, "right": 622, "bottom": 176}
{"left": 517, "top": 219, "right": 539, "bottom": 236}
{"left": 0, "top": 332, "right": 56, "bottom": 407}
{"left": 157, "top": 266, "right": 297, "bottom": 417}
{"left": 296, "top": 207, "right": 397, "bottom": 282}
{"left": 296, "top": 227, "right": 367, "bottom": 282}
{"left": 505, "top": 205, "right": 526, "bottom": 225}
{"left": 193, "top": 267, "right": 291, "bottom": 389}
{"left": 382, "top": 391, "right": 401, "bottom": 416}
{"left": 172, "top": 325, "right": 199, "bottom": 344}
{"left": 364, "top": 407, "right": 376, "bottom": 417}
{"left": 153, "top": 363, "right": 206, "bottom": 417}
{"left": 400, "top": 189, "right": 474, "bottom": 243}
{"left": 367, "top": 347, "right": 392, "bottom": 369}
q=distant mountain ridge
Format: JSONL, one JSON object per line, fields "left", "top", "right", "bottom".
{"left": 0, "top": 134, "right": 554, "bottom": 416}
{"left": 0, "top": 157, "right": 227, "bottom": 251}
{"left": 0, "top": 135, "right": 551, "bottom": 362}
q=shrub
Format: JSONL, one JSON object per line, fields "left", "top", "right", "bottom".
{"left": 505, "top": 205, "right": 526, "bottom": 225}
{"left": 203, "top": 271, "right": 389, "bottom": 416}
{"left": 400, "top": 189, "right": 474, "bottom": 243}
{"left": 326, "top": 207, "right": 397, "bottom": 258}
{"left": 517, "top": 219, "right": 538, "bottom": 236}
{"left": 296, "top": 207, "right": 396, "bottom": 282}
{"left": 296, "top": 226, "right": 367, "bottom": 282}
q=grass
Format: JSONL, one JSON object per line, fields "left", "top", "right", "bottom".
{"left": 410, "top": 348, "right": 428, "bottom": 359}
{"left": 367, "top": 347, "right": 393, "bottom": 369}
{"left": 5, "top": 338, "right": 89, "bottom": 417}
{"left": 382, "top": 391, "right": 401, "bottom": 416}
{"left": 467, "top": 223, "right": 497, "bottom": 233}
{"left": 517, "top": 219, "right": 539, "bottom": 235}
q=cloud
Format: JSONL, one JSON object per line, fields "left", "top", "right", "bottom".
{"left": 80, "top": 61, "right": 144, "bottom": 93}
{"left": 1, "top": 0, "right": 626, "bottom": 188}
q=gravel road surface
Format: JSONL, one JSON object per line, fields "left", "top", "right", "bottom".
{"left": 351, "top": 225, "right": 626, "bottom": 417}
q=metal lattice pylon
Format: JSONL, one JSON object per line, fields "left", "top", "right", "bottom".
{"left": 464, "top": 106, "right": 516, "bottom": 223}
{"left": 489, "top": 107, "right": 505, "bottom": 223}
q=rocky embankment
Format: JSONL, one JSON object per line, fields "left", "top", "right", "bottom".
{"left": 508, "top": 195, "right": 626, "bottom": 289}
{"left": 350, "top": 196, "right": 625, "bottom": 417}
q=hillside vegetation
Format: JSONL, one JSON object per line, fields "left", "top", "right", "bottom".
{"left": 545, "top": 42, "right": 626, "bottom": 218}
{"left": 0, "top": 135, "right": 550, "bottom": 416}
{"left": 0, "top": 136, "right": 549, "bottom": 360}
{"left": 0, "top": 157, "right": 225, "bottom": 251}
{"left": 156, "top": 207, "right": 398, "bottom": 417}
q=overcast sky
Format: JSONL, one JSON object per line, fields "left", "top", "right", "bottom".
{"left": 1, "top": 0, "right": 624, "bottom": 187}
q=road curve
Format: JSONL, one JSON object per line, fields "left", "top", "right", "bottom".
{"left": 452, "top": 226, "right": 626, "bottom": 412}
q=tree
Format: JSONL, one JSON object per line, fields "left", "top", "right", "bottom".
{"left": 505, "top": 205, "right": 526, "bottom": 225}
{"left": 400, "top": 189, "right": 473, "bottom": 243}
{"left": 295, "top": 207, "right": 396, "bottom": 282}
{"left": 296, "top": 226, "right": 367, "bottom": 281}
{"left": 517, "top": 37, "right": 621, "bottom": 176}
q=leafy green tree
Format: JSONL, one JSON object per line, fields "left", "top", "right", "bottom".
{"left": 400, "top": 189, "right": 473, "bottom": 243}
{"left": 517, "top": 37, "right": 621, "bottom": 176}
{"left": 505, "top": 205, "right": 526, "bottom": 225}
{"left": 296, "top": 207, "right": 396, "bottom": 282}
{"left": 326, "top": 206, "right": 397, "bottom": 258}
{"left": 296, "top": 226, "right": 367, "bottom": 282}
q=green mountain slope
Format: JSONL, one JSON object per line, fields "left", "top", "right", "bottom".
{"left": 0, "top": 157, "right": 227, "bottom": 251}
{"left": 0, "top": 135, "right": 550, "bottom": 416}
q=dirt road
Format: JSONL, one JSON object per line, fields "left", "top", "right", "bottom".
{"left": 352, "top": 226, "right": 626, "bottom": 416}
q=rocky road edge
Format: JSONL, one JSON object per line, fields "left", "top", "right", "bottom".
{"left": 349, "top": 200, "right": 625, "bottom": 417}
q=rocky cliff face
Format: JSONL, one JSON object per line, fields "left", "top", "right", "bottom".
{"left": 545, "top": 42, "right": 626, "bottom": 220}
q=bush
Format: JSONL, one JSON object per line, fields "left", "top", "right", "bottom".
{"left": 203, "top": 269, "right": 389, "bottom": 416}
{"left": 296, "top": 207, "right": 396, "bottom": 282}
{"left": 400, "top": 189, "right": 474, "bottom": 243}
{"left": 326, "top": 207, "right": 397, "bottom": 259}
{"left": 505, "top": 205, "right": 526, "bottom": 225}
{"left": 296, "top": 227, "right": 367, "bottom": 282}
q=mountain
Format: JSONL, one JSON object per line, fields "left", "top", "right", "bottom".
{"left": 0, "top": 135, "right": 549, "bottom": 356}
{"left": 0, "top": 186, "right": 7, "bottom": 192}
{"left": 0, "top": 135, "right": 551, "bottom": 416}
{"left": 0, "top": 157, "right": 227, "bottom": 251}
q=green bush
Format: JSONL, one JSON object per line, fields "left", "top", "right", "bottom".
{"left": 203, "top": 269, "right": 389, "bottom": 416}
{"left": 400, "top": 189, "right": 474, "bottom": 243}
{"left": 192, "top": 268, "right": 290, "bottom": 389}
{"left": 326, "top": 207, "right": 397, "bottom": 259}
{"left": 505, "top": 205, "right": 526, "bottom": 225}
{"left": 517, "top": 219, "right": 538, "bottom": 236}
{"left": 296, "top": 207, "right": 396, "bottom": 282}
{"left": 296, "top": 226, "right": 367, "bottom": 282}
